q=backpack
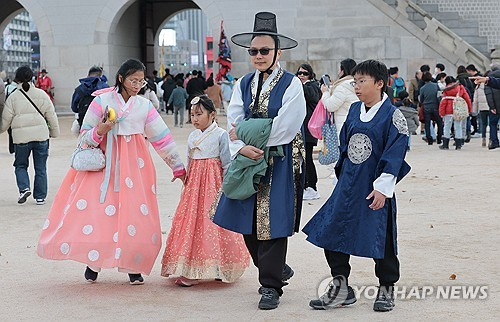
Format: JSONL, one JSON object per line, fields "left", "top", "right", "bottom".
{"left": 76, "top": 87, "right": 95, "bottom": 127}
{"left": 444, "top": 86, "right": 468, "bottom": 121}
{"left": 392, "top": 77, "right": 405, "bottom": 97}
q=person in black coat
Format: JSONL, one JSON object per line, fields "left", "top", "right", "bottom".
{"left": 296, "top": 63, "right": 322, "bottom": 200}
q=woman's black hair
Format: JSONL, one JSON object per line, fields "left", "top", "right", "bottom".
{"left": 192, "top": 95, "right": 216, "bottom": 114}
{"left": 115, "top": 58, "right": 146, "bottom": 93}
{"left": 445, "top": 76, "right": 456, "bottom": 85}
{"left": 297, "top": 63, "right": 315, "bottom": 80}
{"left": 340, "top": 58, "right": 357, "bottom": 77}
{"left": 15, "top": 65, "right": 33, "bottom": 91}
{"left": 457, "top": 65, "right": 467, "bottom": 75}
{"left": 436, "top": 72, "right": 447, "bottom": 81}
{"left": 351, "top": 59, "right": 388, "bottom": 95}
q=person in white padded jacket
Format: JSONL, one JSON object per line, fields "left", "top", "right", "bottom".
{"left": 321, "top": 58, "right": 359, "bottom": 136}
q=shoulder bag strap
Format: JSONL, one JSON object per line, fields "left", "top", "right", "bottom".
{"left": 19, "top": 89, "right": 45, "bottom": 119}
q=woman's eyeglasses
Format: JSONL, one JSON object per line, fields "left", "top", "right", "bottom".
{"left": 126, "top": 79, "right": 147, "bottom": 88}
{"left": 248, "top": 48, "right": 274, "bottom": 56}
{"left": 296, "top": 71, "right": 310, "bottom": 76}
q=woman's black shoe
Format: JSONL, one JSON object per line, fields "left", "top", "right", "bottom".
{"left": 84, "top": 266, "right": 98, "bottom": 283}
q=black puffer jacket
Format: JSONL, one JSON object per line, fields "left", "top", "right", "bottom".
{"left": 302, "top": 80, "right": 321, "bottom": 144}
{"left": 484, "top": 69, "right": 500, "bottom": 111}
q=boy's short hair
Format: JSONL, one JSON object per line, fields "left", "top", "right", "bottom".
{"left": 436, "top": 63, "right": 445, "bottom": 71}
{"left": 397, "top": 89, "right": 409, "bottom": 100}
{"left": 466, "top": 64, "right": 478, "bottom": 72}
{"left": 176, "top": 79, "right": 183, "bottom": 87}
{"left": 420, "top": 64, "right": 431, "bottom": 73}
{"left": 352, "top": 59, "right": 388, "bottom": 94}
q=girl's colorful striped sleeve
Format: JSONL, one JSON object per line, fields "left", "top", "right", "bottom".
{"left": 80, "top": 95, "right": 104, "bottom": 146}
{"left": 144, "top": 103, "right": 186, "bottom": 177}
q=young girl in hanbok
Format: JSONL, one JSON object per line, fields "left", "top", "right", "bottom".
{"left": 161, "top": 95, "right": 249, "bottom": 286}
{"left": 37, "top": 59, "right": 186, "bottom": 285}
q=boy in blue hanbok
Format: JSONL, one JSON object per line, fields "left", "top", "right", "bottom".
{"left": 303, "top": 60, "right": 411, "bottom": 312}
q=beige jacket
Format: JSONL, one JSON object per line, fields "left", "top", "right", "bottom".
{"left": 322, "top": 76, "right": 359, "bottom": 135}
{"left": 0, "top": 83, "right": 60, "bottom": 144}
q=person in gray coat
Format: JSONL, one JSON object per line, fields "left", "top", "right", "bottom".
{"left": 419, "top": 72, "right": 443, "bottom": 145}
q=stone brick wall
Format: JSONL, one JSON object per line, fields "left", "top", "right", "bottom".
{"left": 417, "top": 0, "right": 500, "bottom": 50}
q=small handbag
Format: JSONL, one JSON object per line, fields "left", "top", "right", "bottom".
{"left": 70, "top": 135, "right": 105, "bottom": 171}
{"left": 318, "top": 112, "right": 340, "bottom": 165}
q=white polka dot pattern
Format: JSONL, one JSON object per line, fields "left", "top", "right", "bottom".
{"left": 125, "top": 177, "right": 133, "bottom": 188}
{"left": 82, "top": 225, "right": 93, "bottom": 235}
{"left": 88, "top": 250, "right": 99, "bottom": 261}
{"left": 60, "top": 243, "right": 70, "bottom": 255}
{"left": 76, "top": 199, "right": 87, "bottom": 210}
{"left": 151, "top": 185, "right": 156, "bottom": 194}
{"left": 140, "top": 204, "right": 148, "bottom": 216}
{"left": 115, "top": 248, "right": 121, "bottom": 259}
{"left": 125, "top": 135, "right": 131, "bottom": 142}
{"left": 105, "top": 205, "right": 116, "bottom": 216}
{"left": 64, "top": 204, "right": 70, "bottom": 215}
{"left": 128, "top": 225, "right": 137, "bottom": 236}
{"left": 113, "top": 232, "right": 118, "bottom": 243}
{"left": 42, "top": 219, "right": 50, "bottom": 230}
{"left": 152, "top": 233, "right": 158, "bottom": 244}
{"left": 138, "top": 157, "right": 145, "bottom": 169}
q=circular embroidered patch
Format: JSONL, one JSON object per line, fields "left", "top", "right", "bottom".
{"left": 348, "top": 133, "right": 372, "bottom": 164}
{"left": 393, "top": 109, "right": 409, "bottom": 136}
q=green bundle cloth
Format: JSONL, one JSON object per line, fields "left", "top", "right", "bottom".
{"left": 222, "top": 118, "right": 284, "bottom": 200}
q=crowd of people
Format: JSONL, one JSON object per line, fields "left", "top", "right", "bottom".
{"left": 1, "top": 9, "right": 500, "bottom": 315}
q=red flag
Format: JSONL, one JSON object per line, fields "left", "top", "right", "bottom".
{"left": 216, "top": 21, "right": 231, "bottom": 81}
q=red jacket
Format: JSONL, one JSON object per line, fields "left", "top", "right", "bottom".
{"left": 439, "top": 83, "right": 472, "bottom": 117}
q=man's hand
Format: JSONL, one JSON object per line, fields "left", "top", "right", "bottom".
{"left": 239, "top": 145, "right": 264, "bottom": 160}
{"left": 492, "top": 109, "right": 497, "bottom": 115}
{"left": 229, "top": 123, "right": 238, "bottom": 141}
{"left": 366, "top": 190, "right": 386, "bottom": 210}
{"left": 470, "top": 76, "right": 489, "bottom": 85}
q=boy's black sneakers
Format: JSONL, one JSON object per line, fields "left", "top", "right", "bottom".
{"left": 373, "top": 286, "right": 395, "bottom": 312}
{"left": 309, "top": 279, "right": 357, "bottom": 309}
{"left": 258, "top": 287, "right": 280, "bottom": 310}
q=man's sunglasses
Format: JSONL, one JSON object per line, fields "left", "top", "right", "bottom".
{"left": 247, "top": 48, "right": 274, "bottom": 56}
{"left": 296, "top": 71, "right": 310, "bottom": 76}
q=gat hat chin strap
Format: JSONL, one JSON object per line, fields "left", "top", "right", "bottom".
{"left": 253, "top": 36, "right": 279, "bottom": 115}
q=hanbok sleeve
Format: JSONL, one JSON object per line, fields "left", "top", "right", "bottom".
{"left": 79, "top": 95, "right": 105, "bottom": 146}
{"left": 374, "top": 109, "right": 411, "bottom": 196}
{"left": 219, "top": 131, "right": 231, "bottom": 176}
{"left": 227, "top": 79, "right": 246, "bottom": 158}
{"left": 266, "top": 77, "right": 306, "bottom": 146}
{"left": 144, "top": 102, "right": 186, "bottom": 177}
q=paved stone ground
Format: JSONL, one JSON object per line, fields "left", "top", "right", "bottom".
{"left": 0, "top": 115, "right": 498, "bottom": 321}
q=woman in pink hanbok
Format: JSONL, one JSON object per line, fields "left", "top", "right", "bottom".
{"left": 161, "top": 95, "right": 249, "bottom": 286}
{"left": 37, "top": 59, "right": 186, "bottom": 284}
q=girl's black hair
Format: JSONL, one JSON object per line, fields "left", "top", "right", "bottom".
{"left": 192, "top": 95, "right": 216, "bottom": 114}
{"left": 457, "top": 65, "right": 467, "bottom": 75}
{"left": 351, "top": 59, "right": 388, "bottom": 95}
{"left": 340, "top": 58, "right": 357, "bottom": 77}
{"left": 15, "top": 65, "right": 33, "bottom": 91}
{"left": 445, "top": 76, "right": 456, "bottom": 85}
{"left": 115, "top": 58, "right": 146, "bottom": 93}
{"left": 297, "top": 63, "right": 315, "bottom": 80}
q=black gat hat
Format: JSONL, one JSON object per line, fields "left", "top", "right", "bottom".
{"left": 231, "top": 12, "right": 298, "bottom": 50}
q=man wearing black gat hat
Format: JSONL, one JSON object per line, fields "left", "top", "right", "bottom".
{"left": 212, "top": 12, "right": 306, "bottom": 310}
